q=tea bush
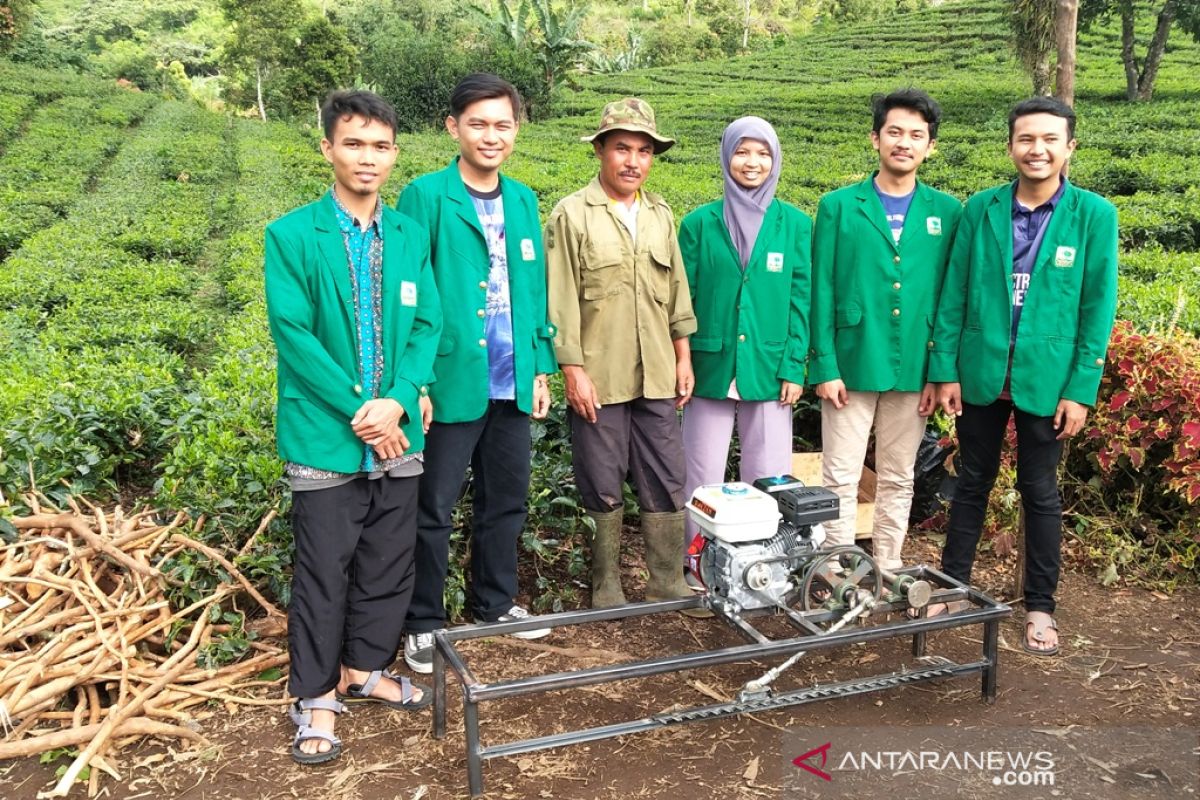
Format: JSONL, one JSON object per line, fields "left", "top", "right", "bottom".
{"left": 3, "top": 0, "right": 1200, "bottom": 611}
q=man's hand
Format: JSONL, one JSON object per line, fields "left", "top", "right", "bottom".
{"left": 532, "top": 374, "right": 551, "bottom": 420}
{"left": 352, "top": 398, "right": 405, "bottom": 448}
{"left": 1054, "top": 398, "right": 1088, "bottom": 440}
{"left": 779, "top": 380, "right": 803, "bottom": 405}
{"left": 563, "top": 365, "right": 601, "bottom": 423}
{"left": 917, "top": 382, "right": 937, "bottom": 417}
{"left": 371, "top": 428, "right": 410, "bottom": 460}
{"left": 675, "top": 358, "right": 694, "bottom": 410}
{"left": 936, "top": 382, "right": 963, "bottom": 417}
{"left": 815, "top": 379, "right": 848, "bottom": 410}
{"left": 419, "top": 395, "right": 433, "bottom": 433}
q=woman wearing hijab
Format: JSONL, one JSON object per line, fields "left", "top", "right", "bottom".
{"left": 679, "top": 116, "right": 813, "bottom": 554}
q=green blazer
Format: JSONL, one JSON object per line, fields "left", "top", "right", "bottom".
{"left": 809, "top": 175, "right": 962, "bottom": 392}
{"left": 397, "top": 159, "right": 557, "bottom": 423}
{"left": 928, "top": 180, "right": 1119, "bottom": 416}
{"left": 264, "top": 192, "right": 442, "bottom": 473}
{"left": 679, "top": 199, "right": 811, "bottom": 401}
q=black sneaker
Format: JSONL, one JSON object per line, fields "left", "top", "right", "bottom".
{"left": 404, "top": 632, "right": 433, "bottom": 674}
{"left": 495, "top": 605, "right": 550, "bottom": 640}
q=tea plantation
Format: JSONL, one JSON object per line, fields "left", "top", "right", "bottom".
{"left": 1, "top": 0, "right": 1197, "bottom": 604}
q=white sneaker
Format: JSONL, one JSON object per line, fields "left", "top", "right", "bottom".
{"left": 495, "top": 604, "right": 550, "bottom": 640}
{"left": 404, "top": 632, "right": 434, "bottom": 674}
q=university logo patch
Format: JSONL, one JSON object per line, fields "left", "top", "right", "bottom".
{"left": 1054, "top": 246, "right": 1077, "bottom": 268}
{"left": 766, "top": 252, "right": 784, "bottom": 272}
{"left": 521, "top": 238, "right": 536, "bottom": 261}
{"left": 926, "top": 216, "right": 942, "bottom": 236}
{"left": 401, "top": 280, "right": 418, "bottom": 306}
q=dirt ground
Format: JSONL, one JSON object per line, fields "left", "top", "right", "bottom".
{"left": 3, "top": 534, "right": 1198, "bottom": 800}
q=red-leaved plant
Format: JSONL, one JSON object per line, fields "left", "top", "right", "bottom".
{"left": 1062, "top": 321, "right": 1200, "bottom": 585}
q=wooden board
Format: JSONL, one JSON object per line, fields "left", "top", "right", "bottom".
{"left": 791, "top": 451, "right": 875, "bottom": 539}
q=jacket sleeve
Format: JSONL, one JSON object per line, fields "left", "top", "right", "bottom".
{"left": 383, "top": 236, "right": 442, "bottom": 418}
{"left": 1061, "top": 201, "right": 1119, "bottom": 405}
{"left": 664, "top": 207, "right": 698, "bottom": 340}
{"left": 545, "top": 204, "right": 585, "bottom": 365}
{"left": 927, "top": 202, "right": 975, "bottom": 384}
{"left": 806, "top": 196, "right": 840, "bottom": 384}
{"left": 395, "top": 180, "right": 439, "bottom": 380}
{"left": 679, "top": 212, "right": 701, "bottom": 307}
{"left": 395, "top": 181, "right": 430, "bottom": 233}
{"left": 263, "top": 224, "right": 363, "bottom": 422}
{"left": 778, "top": 210, "right": 812, "bottom": 385}
{"left": 528, "top": 193, "right": 559, "bottom": 376}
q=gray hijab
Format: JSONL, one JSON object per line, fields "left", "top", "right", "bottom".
{"left": 721, "top": 116, "right": 782, "bottom": 268}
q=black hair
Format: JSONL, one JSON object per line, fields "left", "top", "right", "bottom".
{"left": 1008, "top": 96, "right": 1076, "bottom": 141}
{"left": 450, "top": 73, "right": 522, "bottom": 120}
{"left": 320, "top": 89, "right": 399, "bottom": 142}
{"left": 871, "top": 88, "right": 942, "bottom": 140}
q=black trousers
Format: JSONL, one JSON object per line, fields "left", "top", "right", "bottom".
{"left": 287, "top": 474, "right": 418, "bottom": 699}
{"left": 569, "top": 397, "right": 685, "bottom": 515}
{"left": 406, "top": 400, "right": 531, "bottom": 633}
{"left": 940, "top": 400, "right": 1064, "bottom": 614}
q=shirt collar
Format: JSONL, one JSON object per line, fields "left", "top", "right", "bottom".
{"left": 330, "top": 186, "right": 383, "bottom": 232}
{"left": 1013, "top": 178, "right": 1067, "bottom": 215}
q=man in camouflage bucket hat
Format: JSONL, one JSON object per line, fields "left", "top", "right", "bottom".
{"left": 546, "top": 98, "right": 706, "bottom": 615}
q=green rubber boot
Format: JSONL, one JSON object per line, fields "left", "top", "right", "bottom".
{"left": 586, "top": 510, "right": 626, "bottom": 608}
{"left": 642, "top": 511, "right": 710, "bottom": 617}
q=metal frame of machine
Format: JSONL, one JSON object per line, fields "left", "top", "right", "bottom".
{"left": 431, "top": 565, "right": 1011, "bottom": 797}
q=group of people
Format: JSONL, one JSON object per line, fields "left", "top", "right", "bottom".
{"left": 263, "top": 74, "right": 1118, "bottom": 764}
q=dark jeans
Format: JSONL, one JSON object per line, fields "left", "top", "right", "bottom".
{"left": 288, "top": 475, "right": 418, "bottom": 698}
{"left": 940, "top": 400, "right": 1064, "bottom": 614}
{"left": 406, "top": 400, "right": 531, "bottom": 632}
{"left": 569, "top": 397, "right": 686, "bottom": 515}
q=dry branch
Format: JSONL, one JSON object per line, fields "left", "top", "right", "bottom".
{"left": 1, "top": 505, "right": 286, "bottom": 798}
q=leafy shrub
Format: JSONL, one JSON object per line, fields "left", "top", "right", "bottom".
{"left": 640, "top": 18, "right": 723, "bottom": 66}
{"left": 0, "top": 91, "right": 33, "bottom": 139}
{"left": 1062, "top": 322, "right": 1200, "bottom": 587}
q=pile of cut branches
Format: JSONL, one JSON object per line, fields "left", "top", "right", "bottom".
{"left": 0, "top": 499, "right": 286, "bottom": 798}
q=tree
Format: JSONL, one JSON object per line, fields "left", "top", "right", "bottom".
{"left": 1081, "top": 0, "right": 1200, "bottom": 101}
{"left": 530, "top": 0, "right": 595, "bottom": 91}
{"left": 481, "top": 0, "right": 594, "bottom": 97}
{"left": 1009, "top": 0, "right": 1056, "bottom": 96}
{"left": 279, "top": 16, "right": 357, "bottom": 124}
{"left": 1054, "top": 0, "right": 1079, "bottom": 106}
{"left": 0, "top": 0, "right": 36, "bottom": 53}
{"left": 219, "top": 0, "right": 294, "bottom": 121}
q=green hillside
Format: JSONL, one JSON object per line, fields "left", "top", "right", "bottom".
{"left": 1, "top": 0, "right": 1198, "bottom": 596}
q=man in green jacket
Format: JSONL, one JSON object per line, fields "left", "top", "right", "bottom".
{"left": 397, "top": 74, "right": 557, "bottom": 674}
{"left": 930, "top": 97, "right": 1119, "bottom": 656}
{"left": 265, "top": 90, "right": 441, "bottom": 764}
{"left": 809, "top": 89, "right": 962, "bottom": 571}
{"left": 545, "top": 98, "right": 698, "bottom": 609}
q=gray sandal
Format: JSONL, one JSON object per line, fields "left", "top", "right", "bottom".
{"left": 289, "top": 697, "right": 346, "bottom": 765}
{"left": 1023, "top": 614, "right": 1059, "bottom": 657}
{"left": 337, "top": 669, "right": 432, "bottom": 711}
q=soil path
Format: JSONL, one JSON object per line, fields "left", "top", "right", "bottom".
{"left": 4, "top": 538, "right": 1197, "bottom": 799}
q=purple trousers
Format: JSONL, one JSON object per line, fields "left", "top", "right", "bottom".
{"left": 681, "top": 396, "right": 794, "bottom": 540}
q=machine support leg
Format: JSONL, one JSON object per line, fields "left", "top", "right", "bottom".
{"left": 981, "top": 619, "right": 999, "bottom": 704}
{"left": 433, "top": 645, "right": 447, "bottom": 739}
{"left": 912, "top": 626, "right": 927, "bottom": 658}
{"left": 464, "top": 695, "right": 484, "bottom": 797}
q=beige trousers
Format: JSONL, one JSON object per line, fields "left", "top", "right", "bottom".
{"left": 820, "top": 391, "right": 925, "bottom": 571}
